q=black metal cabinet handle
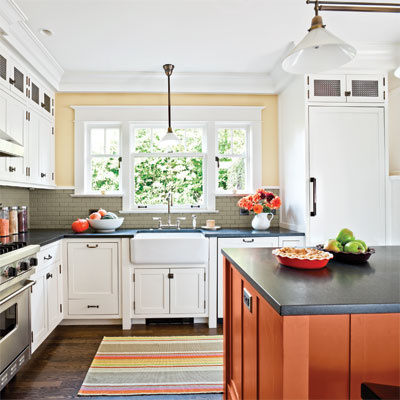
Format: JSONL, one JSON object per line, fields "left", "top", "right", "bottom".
{"left": 242, "top": 238, "right": 254, "bottom": 243}
{"left": 310, "top": 177, "right": 317, "bottom": 217}
{"left": 46, "top": 273, "right": 53, "bottom": 279}
{"left": 41, "top": 173, "right": 46, "bottom": 178}
{"left": 44, "top": 254, "right": 52, "bottom": 260}
{"left": 87, "top": 305, "right": 99, "bottom": 308}
{"left": 9, "top": 78, "right": 15, "bottom": 85}
{"left": 86, "top": 244, "right": 98, "bottom": 248}
{"left": 8, "top": 166, "right": 16, "bottom": 172}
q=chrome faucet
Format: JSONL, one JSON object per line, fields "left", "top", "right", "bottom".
{"left": 152, "top": 192, "right": 186, "bottom": 229}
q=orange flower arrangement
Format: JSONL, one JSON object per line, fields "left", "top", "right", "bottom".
{"left": 237, "top": 189, "right": 282, "bottom": 214}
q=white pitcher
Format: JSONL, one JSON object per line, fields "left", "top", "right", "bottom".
{"left": 251, "top": 213, "right": 274, "bottom": 230}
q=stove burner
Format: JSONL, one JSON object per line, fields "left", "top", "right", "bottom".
{"left": 0, "top": 241, "right": 27, "bottom": 255}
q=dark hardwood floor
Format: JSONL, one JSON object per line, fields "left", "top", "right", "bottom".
{"left": 1, "top": 323, "right": 223, "bottom": 400}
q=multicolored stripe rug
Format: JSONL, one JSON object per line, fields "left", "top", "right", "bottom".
{"left": 78, "top": 335, "right": 223, "bottom": 396}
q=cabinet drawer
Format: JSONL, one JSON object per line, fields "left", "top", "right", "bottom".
{"left": 68, "top": 298, "right": 119, "bottom": 315}
{"left": 278, "top": 236, "right": 305, "bottom": 247}
{"left": 219, "top": 237, "right": 279, "bottom": 249}
{"left": 37, "top": 243, "right": 61, "bottom": 270}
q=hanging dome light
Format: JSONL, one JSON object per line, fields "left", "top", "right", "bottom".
{"left": 282, "top": 2, "right": 356, "bottom": 74}
{"left": 160, "top": 64, "right": 180, "bottom": 147}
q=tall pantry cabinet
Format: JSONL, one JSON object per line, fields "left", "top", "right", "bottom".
{"left": 279, "top": 74, "right": 387, "bottom": 246}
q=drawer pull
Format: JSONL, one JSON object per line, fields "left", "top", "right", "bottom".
{"left": 243, "top": 288, "right": 252, "bottom": 312}
{"left": 86, "top": 244, "right": 99, "bottom": 248}
{"left": 242, "top": 238, "right": 254, "bottom": 243}
{"left": 87, "top": 305, "right": 99, "bottom": 308}
{"left": 44, "top": 255, "right": 53, "bottom": 260}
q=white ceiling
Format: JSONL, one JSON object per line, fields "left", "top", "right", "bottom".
{"left": 14, "top": 0, "right": 400, "bottom": 76}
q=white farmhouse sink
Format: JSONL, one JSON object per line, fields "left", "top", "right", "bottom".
{"left": 130, "top": 232, "right": 208, "bottom": 264}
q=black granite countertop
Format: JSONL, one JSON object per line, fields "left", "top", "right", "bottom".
{"left": 10, "top": 227, "right": 304, "bottom": 247}
{"left": 222, "top": 247, "right": 400, "bottom": 316}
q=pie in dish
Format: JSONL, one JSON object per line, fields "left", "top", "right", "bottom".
{"left": 272, "top": 247, "right": 333, "bottom": 261}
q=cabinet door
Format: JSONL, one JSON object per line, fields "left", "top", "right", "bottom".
{"left": 217, "top": 237, "right": 279, "bottom": 318}
{"left": 30, "top": 272, "right": 48, "bottom": 353}
{"left": 46, "top": 263, "right": 62, "bottom": 332}
{"left": 170, "top": 268, "right": 205, "bottom": 314}
{"left": 8, "top": 58, "right": 25, "bottom": 100}
{"left": 26, "top": 110, "right": 40, "bottom": 184}
{"left": 309, "top": 107, "right": 386, "bottom": 245}
{"left": 38, "top": 117, "right": 53, "bottom": 185}
{"left": 67, "top": 242, "right": 118, "bottom": 303}
{"left": 278, "top": 236, "right": 305, "bottom": 247}
{"left": 6, "top": 94, "right": 25, "bottom": 145}
{"left": 0, "top": 51, "right": 9, "bottom": 90}
{"left": 346, "top": 74, "right": 385, "bottom": 103}
{"left": 134, "top": 268, "right": 169, "bottom": 315}
{"left": 308, "top": 75, "right": 347, "bottom": 102}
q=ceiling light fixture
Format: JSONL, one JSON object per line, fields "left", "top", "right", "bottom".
{"left": 395, "top": 66, "right": 400, "bottom": 79}
{"left": 282, "top": 1, "right": 400, "bottom": 74}
{"left": 160, "top": 64, "right": 180, "bottom": 147}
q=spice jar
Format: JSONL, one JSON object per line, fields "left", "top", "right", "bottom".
{"left": 18, "top": 206, "right": 28, "bottom": 233}
{"left": 9, "top": 206, "right": 18, "bottom": 235}
{"left": 0, "top": 207, "right": 10, "bottom": 237}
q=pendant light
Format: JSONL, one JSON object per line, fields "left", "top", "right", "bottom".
{"left": 282, "top": 0, "right": 356, "bottom": 74}
{"left": 160, "top": 64, "right": 180, "bottom": 146}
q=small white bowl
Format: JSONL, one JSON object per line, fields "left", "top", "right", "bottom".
{"left": 88, "top": 218, "right": 124, "bottom": 233}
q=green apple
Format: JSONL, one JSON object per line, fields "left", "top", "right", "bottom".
{"left": 343, "top": 241, "right": 365, "bottom": 253}
{"left": 353, "top": 239, "right": 367, "bottom": 251}
{"left": 323, "top": 239, "right": 343, "bottom": 252}
{"left": 336, "top": 228, "right": 355, "bottom": 245}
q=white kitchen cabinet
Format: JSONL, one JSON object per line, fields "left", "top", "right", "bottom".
{"left": 38, "top": 117, "right": 54, "bottom": 185}
{"left": 217, "top": 236, "right": 279, "bottom": 318}
{"left": 134, "top": 268, "right": 169, "bottom": 315}
{"left": 0, "top": 51, "right": 9, "bottom": 90}
{"left": 278, "top": 236, "right": 305, "bottom": 247}
{"left": 133, "top": 267, "right": 206, "bottom": 316}
{"left": 308, "top": 106, "right": 385, "bottom": 245}
{"left": 25, "top": 109, "right": 40, "bottom": 184}
{"left": 8, "top": 57, "right": 26, "bottom": 101}
{"left": 67, "top": 242, "right": 119, "bottom": 316}
{"left": 170, "top": 268, "right": 205, "bottom": 314}
{"left": 31, "top": 242, "right": 63, "bottom": 353}
{"left": 307, "top": 74, "right": 386, "bottom": 103}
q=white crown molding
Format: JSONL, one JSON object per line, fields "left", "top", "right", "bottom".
{"left": 0, "top": 0, "right": 64, "bottom": 90}
{"left": 59, "top": 70, "right": 276, "bottom": 94}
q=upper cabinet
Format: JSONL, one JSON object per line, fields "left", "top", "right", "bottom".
{"left": 307, "top": 74, "right": 386, "bottom": 103}
{"left": 0, "top": 42, "right": 55, "bottom": 188}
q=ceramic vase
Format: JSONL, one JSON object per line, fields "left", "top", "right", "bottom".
{"left": 251, "top": 213, "right": 273, "bottom": 230}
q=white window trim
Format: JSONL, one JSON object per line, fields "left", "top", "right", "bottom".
{"left": 72, "top": 106, "right": 263, "bottom": 210}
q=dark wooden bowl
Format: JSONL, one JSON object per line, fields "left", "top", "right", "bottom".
{"left": 316, "top": 245, "right": 375, "bottom": 264}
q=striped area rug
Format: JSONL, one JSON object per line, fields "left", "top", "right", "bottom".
{"left": 78, "top": 335, "right": 223, "bottom": 396}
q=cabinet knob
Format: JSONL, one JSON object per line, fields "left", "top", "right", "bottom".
{"left": 9, "top": 78, "right": 15, "bottom": 85}
{"left": 8, "top": 166, "right": 16, "bottom": 172}
{"left": 46, "top": 272, "right": 53, "bottom": 280}
{"left": 41, "top": 173, "right": 46, "bottom": 178}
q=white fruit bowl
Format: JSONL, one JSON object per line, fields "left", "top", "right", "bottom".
{"left": 88, "top": 218, "right": 124, "bottom": 233}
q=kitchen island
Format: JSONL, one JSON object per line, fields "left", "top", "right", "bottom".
{"left": 222, "top": 247, "right": 400, "bottom": 400}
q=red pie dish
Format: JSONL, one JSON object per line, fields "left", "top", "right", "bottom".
{"left": 272, "top": 247, "right": 333, "bottom": 270}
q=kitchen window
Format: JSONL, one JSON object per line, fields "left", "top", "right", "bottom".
{"left": 87, "top": 125, "right": 122, "bottom": 194}
{"left": 73, "top": 106, "right": 262, "bottom": 208}
{"left": 130, "top": 125, "right": 207, "bottom": 210}
{"left": 216, "top": 127, "right": 249, "bottom": 194}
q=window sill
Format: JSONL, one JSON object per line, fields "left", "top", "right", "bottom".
{"left": 71, "top": 193, "right": 123, "bottom": 198}
{"left": 119, "top": 209, "right": 219, "bottom": 214}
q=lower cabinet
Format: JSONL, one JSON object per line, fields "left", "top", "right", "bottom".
{"left": 30, "top": 261, "right": 63, "bottom": 353}
{"left": 134, "top": 267, "right": 206, "bottom": 316}
{"left": 66, "top": 242, "right": 119, "bottom": 316}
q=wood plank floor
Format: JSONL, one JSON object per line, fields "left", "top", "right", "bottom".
{"left": 1, "top": 323, "right": 223, "bottom": 400}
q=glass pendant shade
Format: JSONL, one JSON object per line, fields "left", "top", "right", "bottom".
{"left": 282, "top": 26, "right": 357, "bottom": 74}
{"left": 160, "top": 127, "right": 180, "bottom": 146}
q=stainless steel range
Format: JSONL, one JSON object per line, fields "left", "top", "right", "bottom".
{"left": 0, "top": 242, "right": 39, "bottom": 391}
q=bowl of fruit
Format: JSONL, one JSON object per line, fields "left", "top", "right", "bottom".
{"left": 87, "top": 209, "right": 124, "bottom": 233}
{"left": 317, "top": 228, "right": 375, "bottom": 264}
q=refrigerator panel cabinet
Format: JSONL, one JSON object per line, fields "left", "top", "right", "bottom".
{"left": 346, "top": 75, "right": 386, "bottom": 103}
{"left": 308, "top": 75, "right": 347, "bottom": 103}
{"left": 308, "top": 107, "right": 385, "bottom": 245}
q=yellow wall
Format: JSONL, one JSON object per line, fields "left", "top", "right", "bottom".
{"left": 55, "top": 93, "right": 279, "bottom": 187}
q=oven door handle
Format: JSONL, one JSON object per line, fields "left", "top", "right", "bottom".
{"left": 0, "top": 280, "right": 36, "bottom": 306}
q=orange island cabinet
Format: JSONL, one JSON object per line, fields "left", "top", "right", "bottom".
{"left": 222, "top": 247, "right": 400, "bottom": 400}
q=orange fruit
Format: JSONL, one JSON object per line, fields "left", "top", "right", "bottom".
{"left": 89, "top": 212, "right": 101, "bottom": 220}
{"left": 98, "top": 208, "right": 107, "bottom": 217}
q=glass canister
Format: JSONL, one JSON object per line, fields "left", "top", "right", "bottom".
{"left": 18, "top": 206, "right": 28, "bottom": 233}
{"left": 0, "top": 207, "right": 9, "bottom": 237}
{"left": 9, "top": 206, "right": 18, "bottom": 235}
